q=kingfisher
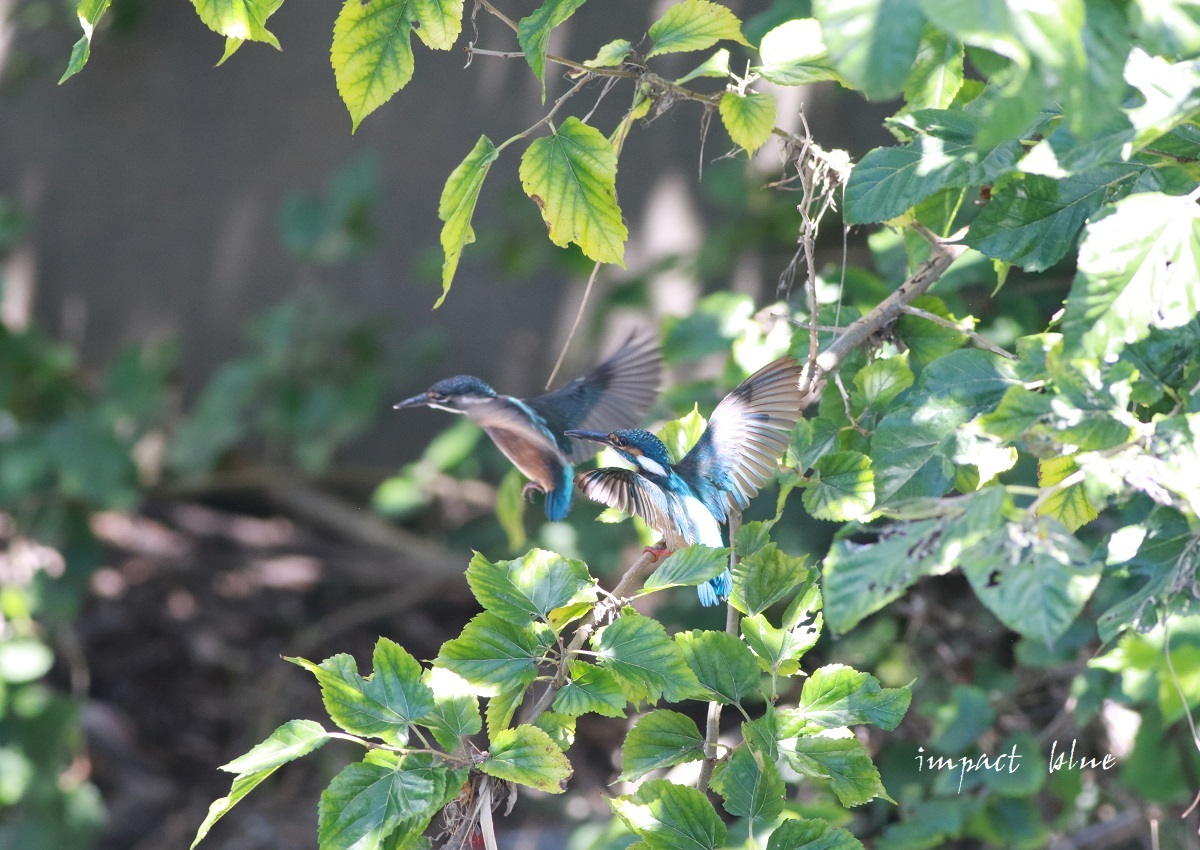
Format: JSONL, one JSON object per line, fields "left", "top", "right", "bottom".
{"left": 394, "top": 331, "right": 662, "bottom": 522}
{"left": 565, "top": 355, "right": 803, "bottom": 606}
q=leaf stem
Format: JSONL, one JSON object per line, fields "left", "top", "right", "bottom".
{"left": 897, "top": 304, "right": 1017, "bottom": 361}
{"left": 325, "top": 732, "right": 471, "bottom": 766}
{"left": 698, "top": 512, "right": 742, "bottom": 791}
{"left": 495, "top": 74, "right": 592, "bottom": 154}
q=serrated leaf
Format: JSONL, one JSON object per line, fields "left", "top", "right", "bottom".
{"left": 643, "top": 545, "right": 730, "bottom": 593}
{"left": 620, "top": 710, "right": 705, "bottom": 781}
{"left": 903, "top": 26, "right": 964, "bottom": 110}
{"left": 59, "top": 0, "right": 112, "bottom": 83}
{"left": 719, "top": 91, "right": 777, "bottom": 155}
{"left": 435, "top": 612, "right": 553, "bottom": 696}
{"left": 288, "top": 639, "right": 434, "bottom": 745}
{"left": 977, "top": 385, "right": 1054, "bottom": 442}
{"left": 962, "top": 517, "right": 1101, "bottom": 643}
{"left": 481, "top": 724, "right": 572, "bottom": 792}
{"left": 419, "top": 667, "right": 481, "bottom": 751}
{"left": 586, "top": 38, "right": 631, "bottom": 68}
{"left": 647, "top": 0, "right": 749, "bottom": 58}
{"left": 756, "top": 19, "right": 838, "bottom": 86}
{"left": 797, "top": 665, "right": 911, "bottom": 730}
{"left": 191, "top": 0, "right": 281, "bottom": 48}
{"left": 710, "top": 745, "right": 785, "bottom": 827}
{"left": 610, "top": 780, "right": 727, "bottom": 850}
{"left": 675, "top": 49, "right": 731, "bottom": 85}
{"left": 803, "top": 451, "right": 875, "bottom": 521}
{"left": 963, "top": 164, "right": 1146, "bottom": 272}
{"left": 221, "top": 720, "right": 329, "bottom": 774}
{"left": 318, "top": 758, "right": 437, "bottom": 850}
{"left": 852, "top": 355, "right": 913, "bottom": 411}
{"left": 485, "top": 680, "right": 527, "bottom": 738}
{"left": 465, "top": 548, "right": 595, "bottom": 626}
{"left": 593, "top": 610, "right": 703, "bottom": 704}
{"left": 767, "top": 818, "right": 865, "bottom": 850}
{"left": 437, "top": 135, "right": 499, "bottom": 308}
{"left": 780, "top": 734, "right": 892, "bottom": 807}
{"left": 1062, "top": 191, "right": 1200, "bottom": 359}
{"left": 331, "top": 0, "right": 463, "bottom": 130}
{"left": 813, "top": 0, "right": 925, "bottom": 100}
{"left": 895, "top": 296, "right": 967, "bottom": 375}
{"left": 533, "top": 711, "right": 576, "bottom": 751}
{"left": 658, "top": 404, "right": 707, "bottom": 463}
{"left": 676, "top": 630, "right": 760, "bottom": 704}
{"left": 731, "top": 543, "right": 811, "bottom": 616}
{"left": 553, "top": 660, "right": 628, "bottom": 718}
{"left": 519, "top": 117, "right": 627, "bottom": 265}
{"left": 517, "top": 0, "right": 587, "bottom": 97}
{"left": 735, "top": 521, "right": 772, "bottom": 558}
{"left": 741, "top": 613, "right": 821, "bottom": 679}
{"left": 192, "top": 769, "right": 279, "bottom": 849}
{"left": 1036, "top": 456, "right": 1098, "bottom": 532}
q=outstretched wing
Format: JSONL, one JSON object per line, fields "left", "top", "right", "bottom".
{"left": 526, "top": 331, "right": 662, "bottom": 463}
{"left": 575, "top": 468, "right": 723, "bottom": 550}
{"left": 676, "top": 355, "right": 804, "bottom": 516}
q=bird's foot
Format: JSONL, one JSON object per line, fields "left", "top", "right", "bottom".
{"left": 642, "top": 545, "right": 672, "bottom": 563}
{"left": 521, "top": 482, "right": 544, "bottom": 503}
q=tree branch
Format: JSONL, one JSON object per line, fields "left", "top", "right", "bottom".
{"left": 698, "top": 513, "right": 741, "bottom": 792}
{"left": 897, "top": 304, "right": 1016, "bottom": 360}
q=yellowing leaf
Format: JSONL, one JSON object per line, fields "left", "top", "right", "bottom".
{"left": 1037, "top": 455, "right": 1098, "bottom": 532}
{"left": 586, "top": 38, "right": 631, "bottom": 69}
{"left": 718, "top": 91, "right": 777, "bottom": 154}
{"left": 519, "top": 117, "right": 628, "bottom": 265}
{"left": 191, "top": 0, "right": 281, "bottom": 48}
{"left": 438, "top": 135, "right": 499, "bottom": 307}
{"left": 518, "top": 0, "right": 588, "bottom": 98}
{"left": 647, "top": 0, "right": 749, "bottom": 58}
{"left": 756, "top": 19, "right": 839, "bottom": 86}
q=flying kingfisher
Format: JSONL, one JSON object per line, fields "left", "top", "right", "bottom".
{"left": 394, "top": 332, "right": 662, "bottom": 522}
{"left": 565, "top": 355, "right": 803, "bottom": 606}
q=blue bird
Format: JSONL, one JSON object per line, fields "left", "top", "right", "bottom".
{"left": 565, "top": 355, "right": 803, "bottom": 606}
{"left": 394, "top": 332, "right": 662, "bottom": 522}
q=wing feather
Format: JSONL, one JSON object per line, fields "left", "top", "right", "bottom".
{"left": 575, "top": 468, "right": 693, "bottom": 550}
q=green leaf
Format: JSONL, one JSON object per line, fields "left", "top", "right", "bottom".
{"left": 658, "top": 404, "right": 708, "bottom": 463}
{"left": 813, "top": 0, "right": 925, "bottom": 100}
{"left": 1036, "top": 456, "right": 1098, "bottom": 533}
{"left": 852, "top": 355, "right": 913, "bottom": 411}
{"left": 647, "top": 0, "right": 749, "bottom": 58}
{"left": 517, "top": 0, "right": 587, "bottom": 97}
{"left": 435, "top": 612, "right": 553, "bottom": 696}
{"left": 780, "top": 734, "right": 893, "bottom": 807}
{"left": 610, "top": 780, "right": 727, "bottom": 850}
{"left": 318, "top": 757, "right": 438, "bottom": 850}
{"left": 735, "top": 521, "right": 773, "bottom": 558}
{"left": 822, "top": 487, "right": 1006, "bottom": 633}
{"left": 484, "top": 680, "right": 527, "bottom": 737}
{"left": 481, "top": 724, "right": 573, "bottom": 792}
{"left": 710, "top": 744, "right": 785, "bottom": 827}
{"left": 675, "top": 630, "right": 760, "bottom": 704}
{"left": 288, "top": 639, "right": 435, "bottom": 745}
{"left": 587, "top": 38, "right": 632, "bottom": 69}
{"left": 419, "top": 667, "right": 481, "bottom": 751}
{"left": 1131, "top": 0, "right": 1200, "bottom": 60}
{"left": 519, "top": 117, "right": 627, "bottom": 266}
{"left": 977, "top": 385, "right": 1054, "bottom": 442}
{"left": 534, "top": 712, "right": 577, "bottom": 751}
{"left": 1062, "top": 191, "right": 1200, "bottom": 359}
{"left": 221, "top": 720, "right": 329, "bottom": 774}
{"left": 190, "top": 0, "right": 281, "bottom": 48}
{"left": 465, "top": 548, "right": 595, "bottom": 626}
{"left": 331, "top": 0, "right": 463, "bottom": 131}
{"left": 643, "top": 545, "right": 730, "bottom": 593}
{"left": 962, "top": 517, "right": 1102, "bottom": 643}
{"left": 553, "top": 660, "right": 628, "bottom": 718}
{"left": 756, "top": 19, "right": 839, "bottom": 86}
{"left": 895, "top": 296, "right": 967, "bottom": 375}
{"left": 675, "top": 49, "right": 732, "bottom": 84}
{"left": 797, "top": 665, "right": 911, "bottom": 730}
{"left": 60, "top": 0, "right": 112, "bottom": 83}
{"left": 593, "top": 610, "right": 703, "bottom": 704}
{"left": 963, "top": 164, "right": 1145, "bottom": 272}
{"left": 619, "top": 710, "right": 706, "bottom": 781}
{"left": 719, "top": 92, "right": 777, "bottom": 155}
{"left": 731, "top": 544, "right": 810, "bottom": 616}
{"left": 192, "top": 769, "right": 278, "bottom": 848}
{"left": 767, "top": 818, "right": 865, "bottom": 850}
{"left": 803, "top": 451, "right": 875, "bottom": 521}
{"left": 741, "top": 611, "right": 821, "bottom": 679}
{"left": 437, "top": 135, "right": 499, "bottom": 308}
{"left": 903, "top": 26, "right": 964, "bottom": 110}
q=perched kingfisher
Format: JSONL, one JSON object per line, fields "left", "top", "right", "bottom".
{"left": 565, "top": 355, "right": 803, "bottom": 606}
{"left": 394, "top": 332, "right": 662, "bottom": 522}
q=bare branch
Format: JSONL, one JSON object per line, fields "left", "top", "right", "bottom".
{"left": 897, "top": 304, "right": 1017, "bottom": 360}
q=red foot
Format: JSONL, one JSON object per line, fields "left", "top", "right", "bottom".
{"left": 642, "top": 545, "right": 672, "bottom": 562}
{"left": 521, "top": 482, "right": 544, "bottom": 503}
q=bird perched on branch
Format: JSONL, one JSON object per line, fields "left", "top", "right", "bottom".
{"left": 394, "top": 332, "right": 662, "bottom": 522}
{"left": 565, "top": 355, "right": 803, "bottom": 606}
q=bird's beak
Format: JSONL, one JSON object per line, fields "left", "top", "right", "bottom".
{"left": 564, "top": 429, "right": 611, "bottom": 445}
{"left": 394, "top": 394, "right": 429, "bottom": 410}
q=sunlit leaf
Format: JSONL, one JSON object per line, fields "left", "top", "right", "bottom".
{"left": 620, "top": 710, "right": 705, "bottom": 781}
{"left": 647, "top": 0, "right": 749, "bottom": 58}
{"left": 481, "top": 724, "right": 572, "bottom": 792}
{"left": 438, "top": 135, "right": 499, "bottom": 307}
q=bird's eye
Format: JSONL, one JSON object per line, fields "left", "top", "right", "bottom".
{"left": 428, "top": 392, "right": 446, "bottom": 402}
{"left": 611, "top": 435, "right": 624, "bottom": 447}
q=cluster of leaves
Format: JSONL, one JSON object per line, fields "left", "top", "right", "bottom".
{"left": 195, "top": 542, "right": 910, "bottom": 850}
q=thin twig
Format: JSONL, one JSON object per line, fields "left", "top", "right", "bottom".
{"left": 495, "top": 74, "right": 593, "bottom": 153}
{"left": 698, "top": 512, "right": 741, "bottom": 792}
{"left": 470, "top": 47, "right": 525, "bottom": 59}
{"left": 477, "top": 0, "right": 517, "bottom": 32}
{"left": 897, "top": 304, "right": 1017, "bottom": 361}
{"left": 545, "top": 260, "right": 602, "bottom": 390}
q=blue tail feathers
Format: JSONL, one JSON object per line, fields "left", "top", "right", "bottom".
{"left": 697, "top": 568, "right": 732, "bottom": 607}
{"left": 543, "top": 465, "right": 575, "bottom": 522}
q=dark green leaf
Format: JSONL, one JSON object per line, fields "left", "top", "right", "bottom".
{"left": 593, "top": 610, "right": 703, "bottom": 703}
{"left": 318, "top": 757, "right": 437, "bottom": 850}
{"left": 620, "top": 710, "right": 705, "bottom": 781}
{"left": 731, "top": 544, "right": 810, "bottom": 616}
{"left": 852, "top": 355, "right": 914, "bottom": 411}
{"left": 767, "top": 818, "right": 865, "bottom": 850}
{"left": 465, "top": 548, "right": 595, "bottom": 625}
{"left": 903, "top": 26, "right": 964, "bottom": 110}
{"left": 675, "top": 630, "right": 760, "bottom": 704}
{"left": 814, "top": 0, "right": 925, "bottom": 100}
{"left": 553, "top": 660, "right": 628, "bottom": 718}
{"left": 781, "top": 734, "right": 893, "bottom": 807}
{"left": 710, "top": 744, "right": 785, "bottom": 827}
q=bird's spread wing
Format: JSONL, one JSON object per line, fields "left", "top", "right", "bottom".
{"left": 527, "top": 331, "right": 662, "bottom": 463}
{"left": 575, "top": 468, "right": 686, "bottom": 548}
{"left": 676, "top": 355, "right": 804, "bottom": 515}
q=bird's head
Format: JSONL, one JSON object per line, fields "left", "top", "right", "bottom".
{"left": 394, "top": 375, "right": 497, "bottom": 414}
{"left": 565, "top": 428, "right": 673, "bottom": 477}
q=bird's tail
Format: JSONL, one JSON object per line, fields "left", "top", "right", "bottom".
{"left": 543, "top": 466, "right": 575, "bottom": 522}
{"left": 697, "top": 568, "right": 732, "bottom": 607}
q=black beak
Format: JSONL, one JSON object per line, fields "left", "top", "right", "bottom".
{"left": 564, "top": 429, "right": 610, "bottom": 445}
{"left": 394, "top": 394, "right": 429, "bottom": 410}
